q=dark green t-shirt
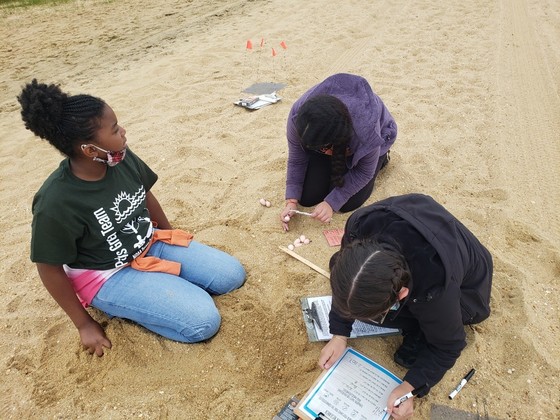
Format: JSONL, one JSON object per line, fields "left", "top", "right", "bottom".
{"left": 31, "top": 148, "right": 158, "bottom": 270}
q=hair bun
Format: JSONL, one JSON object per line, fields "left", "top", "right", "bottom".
{"left": 18, "top": 79, "right": 68, "bottom": 140}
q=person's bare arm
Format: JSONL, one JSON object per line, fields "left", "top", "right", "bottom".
{"left": 36, "top": 263, "right": 111, "bottom": 356}
{"left": 146, "top": 190, "right": 172, "bottom": 229}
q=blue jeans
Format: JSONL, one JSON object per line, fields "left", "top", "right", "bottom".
{"left": 91, "top": 240, "right": 246, "bottom": 343}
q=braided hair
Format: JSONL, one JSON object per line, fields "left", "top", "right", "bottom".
{"left": 330, "top": 239, "right": 411, "bottom": 320}
{"left": 295, "top": 95, "right": 352, "bottom": 188}
{"left": 17, "top": 79, "right": 106, "bottom": 157}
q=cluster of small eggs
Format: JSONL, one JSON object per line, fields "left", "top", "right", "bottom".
{"left": 287, "top": 235, "right": 311, "bottom": 250}
{"left": 259, "top": 198, "right": 271, "bottom": 207}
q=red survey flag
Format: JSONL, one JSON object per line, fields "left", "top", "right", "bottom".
{"left": 280, "top": 41, "right": 288, "bottom": 50}
{"left": 272, "top": 48, "right": 277, "bottom": 57}
{"left": 246, "top": 39, "right": 253, "bottom": 50}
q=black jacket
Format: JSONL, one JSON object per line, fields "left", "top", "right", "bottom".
{"left": 329, "top": 193, "right": 492, "bottom": 392}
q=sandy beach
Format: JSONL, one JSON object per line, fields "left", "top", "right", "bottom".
{"left": 1, "top": 0, "right": 559, "bottom": 418}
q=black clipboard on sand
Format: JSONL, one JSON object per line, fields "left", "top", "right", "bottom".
{"left": 234, "top": 82, "right": 285, "bottom": 110}
{"left": 233, "top": 92, "right": 282, "bottom": 110}
{"left": 301, "top": 296, "right": 400, "bottom": 342}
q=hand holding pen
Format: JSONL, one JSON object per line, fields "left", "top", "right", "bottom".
{"left": 384, "top": 382, "right": 428, "bottom": 420}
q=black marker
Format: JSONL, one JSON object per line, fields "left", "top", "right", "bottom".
{"left": 314, "top": 412, "right": 332, "bottom": 420}
{"left": 449, "top": 368, "right": 475, "bottom": 399}
{"left": 384, "top": 383, "right": 428, "bottom": 411}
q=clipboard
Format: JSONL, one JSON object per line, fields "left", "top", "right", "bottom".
{"left": 234, "top": 92, "right": 281, "bottom": 110}
{"left": 301, "top": 296, "right": 400, "bottom": 342}
{"left": 294, "top": 348, "right": 402, "bottom": 420}
{"left": 273, "top": 396, "right": 300, "bottom": 420}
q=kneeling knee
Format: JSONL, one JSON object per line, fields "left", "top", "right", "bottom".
{"left": 215, "top": 260, "right": 246, "bottom": 294}
{"left": 182, "top": 311, "right": 222, "bottom": 343}
{"left": 230, "top": 262, "right": 247, "bottom": 289}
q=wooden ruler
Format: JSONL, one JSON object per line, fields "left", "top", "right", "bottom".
{"left": 278, "top": 246, "right": 330, "bottom": 279}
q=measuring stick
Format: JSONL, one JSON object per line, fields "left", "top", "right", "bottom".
{"left": 278, "top": 246, "right": 330, "bottom": 278}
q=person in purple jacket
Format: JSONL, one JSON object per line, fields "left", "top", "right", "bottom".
{"left": 280, "top": 73, "right": 397, "bottom": 231}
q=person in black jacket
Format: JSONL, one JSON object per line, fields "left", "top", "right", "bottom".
{"left": 318, "top": 193, "right": 493, "bottom": 420}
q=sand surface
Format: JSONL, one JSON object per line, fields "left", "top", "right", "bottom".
{"left": 1, "top": 0, "right": 559, "bottom": 418}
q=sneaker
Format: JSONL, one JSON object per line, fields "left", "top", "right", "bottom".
{"left": 393, "top": 330, "right": 425, "bottom": 369}
{"left": 379, "top": 150, "right": 390, "bottom": 171}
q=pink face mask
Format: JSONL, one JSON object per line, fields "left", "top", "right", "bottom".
{"left": 82, "top": 144, "right": 127, "bottom": 167}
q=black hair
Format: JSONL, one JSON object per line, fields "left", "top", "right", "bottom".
{"left": 330, "top": 239, "right": 411, "bottom": 320}
{"left": 17, "top": 79, "right": 106, "bottom": 157}
{"left": 295, "top": 95, "right": 352, "bottom": 188}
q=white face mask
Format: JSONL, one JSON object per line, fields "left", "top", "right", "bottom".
{"left": 82, "top": 144, "right": 127, "bottom": 167}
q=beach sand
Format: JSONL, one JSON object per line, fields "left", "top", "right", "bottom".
{"left": 1, "top": 0, "right": 559, "bottom": 418}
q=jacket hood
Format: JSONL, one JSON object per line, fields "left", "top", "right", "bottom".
{"left": 345, "top": 193, "right": 466, "bottom": 289}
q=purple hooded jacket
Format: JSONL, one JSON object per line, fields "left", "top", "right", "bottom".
{"left": 285, "top": 73, "right": 397, "bottom": 211}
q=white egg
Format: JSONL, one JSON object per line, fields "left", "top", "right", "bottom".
{"left": 259, "top": 198, "right": 267, "bottom": 206}
{"left": 299, "top": 235, "right": 306, "bottom": 242}
{"left": 265, "top": 200, "right": 271, "bottom": 207}
{"left": 284, "top": 216, "right": 291, "bottom": 222}
{"left": 287, "top": 244, "right": 295, "bottom": 251}
{"left": 303, "top": 238, "right": 310, "bottom": 244}
{"left": 294, "top": 238, "right": 301, "bottom": 245}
